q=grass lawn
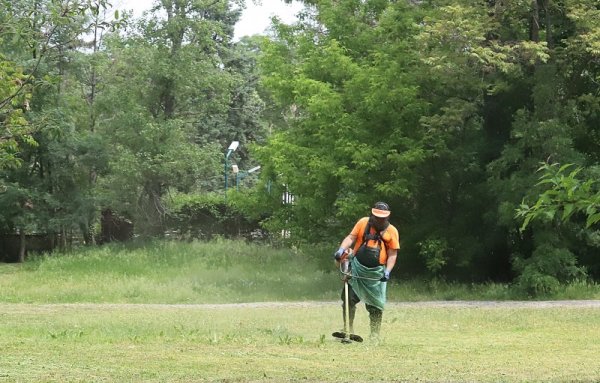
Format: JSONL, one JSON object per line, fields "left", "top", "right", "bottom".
{"left": 1, "top": 302, "right": 599, "bottom": 382}
{"left": 1, "top": 240, "right": 600, "bottom": 382}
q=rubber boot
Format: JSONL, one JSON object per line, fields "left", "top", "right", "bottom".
{"left": 366, "top": 304, "right": 382, "bottom": 337}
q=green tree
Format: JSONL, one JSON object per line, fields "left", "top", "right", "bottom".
{"left": 257, "top": 0, "right": 428, "bottom": 242}
{"left": 485, "top": 0, "right": 600, "bottom": 290}
{"left": 0, "top": 0, "right": 116, "bottom": 256}
{"left": 256, "top": 0, "right": 600, "bottom": 286}
{"left": 94, "top": 0, "right": 247, "bottom": 235}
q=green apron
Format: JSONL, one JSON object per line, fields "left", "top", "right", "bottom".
{"left": 349, "top": 255, "right": 387, "bottom": 311}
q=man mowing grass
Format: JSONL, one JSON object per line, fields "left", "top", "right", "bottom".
{"left": 333, "top": 202, "right": 400, "bottom": 341}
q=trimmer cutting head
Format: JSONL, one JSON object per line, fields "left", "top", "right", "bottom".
{"left": 332, "top": 331, "right": 364, "bottom": 343}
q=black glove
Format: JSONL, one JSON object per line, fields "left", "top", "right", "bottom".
{"left": 333, "top": 247, "right": 345, "bottom": 260}
{"left": 380, "top": 270, "right": 390, "bottom": 282}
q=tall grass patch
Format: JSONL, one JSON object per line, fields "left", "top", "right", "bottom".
{"left": 2, "top": 240, "right": 600, "bottom": 303}
{"left": 0, "top": 240, "right": 339, "bottom": 303}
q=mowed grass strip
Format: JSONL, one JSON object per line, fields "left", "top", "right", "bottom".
{"left": 1, "top": 303, "right": 599, "bottom": 382}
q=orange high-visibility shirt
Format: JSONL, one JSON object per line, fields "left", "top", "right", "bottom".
{"left": 350, "top": 217, "right": 400, "bottom": 265}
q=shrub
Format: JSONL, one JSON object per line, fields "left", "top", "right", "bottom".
{"left": 513, "top": 244, "right": 587, "bottom": 296}
{"left": 418, "top": 237, "right": 449, "bottom": 275}
{"left": 165, "top": 193, "right": 264, "bottom": 240}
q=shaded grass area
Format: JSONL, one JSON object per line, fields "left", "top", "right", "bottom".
{"left": 0, "top": 303, "right": 599, "bottom": 382}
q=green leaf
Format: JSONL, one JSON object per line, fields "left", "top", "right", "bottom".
{"left": 562, "top": 204, "right": 575, "bottom": 221}
{"left": 586, "top": 213, "right": 600, "bottom": 228}
{"left": 544, "top": 209, "right": 556, "bottom": 221}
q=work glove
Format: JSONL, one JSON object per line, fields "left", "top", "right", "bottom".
{"left": 333, "top": 247, "right": 345, "bottom": 261}
{"left": 380, "top": 270, "right": 390, "bottom": 282}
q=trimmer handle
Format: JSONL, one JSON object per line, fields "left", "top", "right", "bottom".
{"left": 340, "top": 248, "right": 353, "bottom": 260}
{"left": 340, "top": 248, "right": 353, "bottom": 274}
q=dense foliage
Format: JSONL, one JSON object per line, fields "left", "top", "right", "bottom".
{"left": 0, "top": 0, "right": 265, "bottom": 247}
{"left": 1, "top": 0, "right": 599, "bottom": 294}
{"left": 255, "top": 0, "right": 600, "bottom": 292}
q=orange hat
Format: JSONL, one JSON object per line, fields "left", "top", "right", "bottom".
{"left": 371, "top": 202, "right": 390, "bottom": 218}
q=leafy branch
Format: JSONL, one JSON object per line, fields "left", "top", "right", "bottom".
{"left": 516, "top": 163, "right": 600, "bottom": 231}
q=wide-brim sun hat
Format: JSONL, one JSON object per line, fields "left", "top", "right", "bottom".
{"left": 371, "top": 202, "right": 390, "bottom": 218}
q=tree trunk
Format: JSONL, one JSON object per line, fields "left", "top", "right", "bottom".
{"left": 158, "top": 0, "right": 184, "bottom": 119}
{"left": 18, "top": 228, "right": 26, "bottom": 263}
{"left": 139, "top": 182, "right": 166, "bottom": 236}
{"left": 81, "top": 222, "right": 95, "bottom": 246}
{"left": 530, "top": 0, "right": 540, "bottom": 42}
{"left": 59, "top": 226, "right": 67, "bottom": 252}
{"left": 543, "top": 0, "right": 552, "bottom": 47}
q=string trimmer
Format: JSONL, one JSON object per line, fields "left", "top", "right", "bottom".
{"left": 332, "top": 249, "right": 363, "bottom": 343}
